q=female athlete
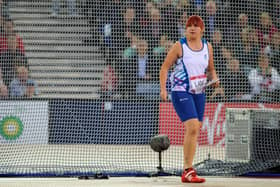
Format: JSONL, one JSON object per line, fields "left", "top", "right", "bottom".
{"left": 160, "top": 15, "right": 219, "bottom": 183}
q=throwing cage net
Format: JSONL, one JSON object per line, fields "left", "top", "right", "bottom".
{"left": 0, "top": 0, "right": 279, "bottom": 177}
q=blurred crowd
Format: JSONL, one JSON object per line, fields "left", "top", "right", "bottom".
{"left": 82, "top": 0, "right": 280, "bottom": 102}
{"left": 1, "top": 0, "right": 279, "bottom": 102}
{"left": 0, "top": 0, "right": 38, "bottom": 98}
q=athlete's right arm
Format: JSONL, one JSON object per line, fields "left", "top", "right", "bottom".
{"left": 160, "top": 41, "right": 182, "bottom": 101}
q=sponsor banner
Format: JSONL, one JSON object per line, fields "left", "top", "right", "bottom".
{"left": 0, "top": 101, "right": 48, "bottom": 144}
{"left": 159, "top": 102, "right": 280, "bottom": 145}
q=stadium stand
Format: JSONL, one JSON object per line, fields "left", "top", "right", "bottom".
{"left": 9, "top": 0, "right": 105, "bottom": 99}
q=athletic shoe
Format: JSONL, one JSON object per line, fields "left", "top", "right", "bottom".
{"left": 181, "top": 167, "right": 206, "bottom": 183}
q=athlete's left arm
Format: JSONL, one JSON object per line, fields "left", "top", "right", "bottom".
{"left": 207, "top": 42, "right": 220, "bottom": 88}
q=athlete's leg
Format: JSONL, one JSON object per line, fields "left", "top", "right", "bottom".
{"left": 171, "top": 91, "right": 205, "bottom": 182}
{"left": 183, "top": 118, "right": 201, "bottom": 169}
{"left": 183, "top": 93, "right": 206, "bottom": 168}
{"left": 181, "top": 93, "right": 206, "bottom": 183}
{"left": 181, "top": 118, "right": 205, "bottom": 183}
{"left": 171, "top": 91, "right": 200, "bottom": 169}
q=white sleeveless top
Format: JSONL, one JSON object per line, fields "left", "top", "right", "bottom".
{"left": 170, "top": 38, "right": 209, "bottom": 94}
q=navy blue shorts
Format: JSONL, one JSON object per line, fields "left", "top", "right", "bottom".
{"left": 171, "top": 91, "right": 206, "bottom": 122}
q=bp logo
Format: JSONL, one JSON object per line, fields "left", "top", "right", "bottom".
{"left": 0, "top": 116, "right": 23, "bottom": 140}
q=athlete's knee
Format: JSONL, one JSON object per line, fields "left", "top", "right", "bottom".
{"left": 184, "top": 119, "right": 201, "bottom": 136}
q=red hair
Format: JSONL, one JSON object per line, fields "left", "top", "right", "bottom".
{"left": 186, "top": 15, "right": 205, "bottom": 30}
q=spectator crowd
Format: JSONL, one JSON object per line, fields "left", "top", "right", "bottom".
{"left": 82, "top": 0, "right": 280, "bottom": 102}
{"left": 0, "top": 0, "right": 38, "bottom": 98}
{"left": 1, "top": 0, "right": 279, "bottom": 102}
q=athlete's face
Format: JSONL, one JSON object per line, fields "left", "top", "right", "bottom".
{"left": 186, "top": 24, "right": 203, "bottom": 39}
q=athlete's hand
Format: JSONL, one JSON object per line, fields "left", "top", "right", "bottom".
{"left": 211, "top": 80, "right": 220, "bottom": 88}
{"left": 160, "top": 90, "right": 168, "bottom": 101}
{"left": 209, "top": 87, "right": 225, "bottom": 100}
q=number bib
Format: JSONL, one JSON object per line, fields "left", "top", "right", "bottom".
{"left": 189, "top": 76, "right": 207, "bottom": 94}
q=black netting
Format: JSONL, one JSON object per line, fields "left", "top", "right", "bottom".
{"left": 0, "top": 0, "right": 279, "bottom": 177}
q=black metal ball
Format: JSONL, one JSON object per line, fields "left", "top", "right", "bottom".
{"left": 150, "top": 134, "right": 170, "bottom": 152}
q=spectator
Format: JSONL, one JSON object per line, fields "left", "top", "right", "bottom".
{"left": 0, "top": 19, "right": 27, "bottom": 86}
{"left": 231, "top": 13, "right": 250, "bottom": 43}
{"left": 51, "top": 0, "right": 77, "bottom": 17}
{"left": 145, "top": 1, "right": 155, "bottom": 15}
{"left": 190, "top": 0, "right": 204, "bottom": 15}
{"left": 235, "top": 27, "right": 260, "bottom": 75}
{"left": 272, "top": 0, "right": 280, "bottom": 30}
{"left": 100, "top": 62, "right": 118, "bottom": 99}
{"left": 208, "top": 44, "right": 234, "bottom": 101}
{"left": 238, "top": 13, "right": 249, "bottom": 32}
{"left": 102, "top": 1, "right": 124, "bottom": 63}
{"left": 201, "top": 0, "right": 221, "bottom": 41}
{"left": 10, "top": 66, "right": 38, "bottom": 98}
{"left": 122, "top": 33, "right": 138, "bottom": 60}
{"left": 0, "top": 68, "right": 8, "bottom": 97}
{"left": 0, "top": 0, "right": 9, "bottom": 19}
{"left": 136, "top": 38, "right": 150, "bottom": 81}
{"left": 209, "top": 58, "right": 251, "bottom": 102}
{"left": 121, "top": 37, "right": 151, "bottom": 96}
{"left": 127, "top": 1, "right": 146, "bottom": 23}
{"left": 81, "top": 0, "right": 105, "bottom": 46}
{"left": 264, "top": 0, "right": 279, "bottom": 29}
{"left": 177, "top": 12, "right": 188, "bottom": 40}
{"left": 145, "top": 8, "right": 162, "bottom": 55}
{"left": 151, "top": 35, "right": 169, "bottom": 81}
{"left": 0, "top": 0, "right": 9, "bottom": 33}
{"left": 221, "top": 59, "right": 250, "bottom": 101}
{"left": 215, "top": 0, "right": 234, "bottom": 42}
{"left": 212, "top": 29, "right": 227, "bottom": 77}
{"left": 176, "top": 0, "right": 194, "bottom": 14}
{"left": 248, "top": 53, "right": 280, "bottom": 102}
{"left": 118, "top": 33, "right": 139, "bottom": 96}
{"left": 0, "top": 19, "right": 25, "bottom": 54}
{"left": 221, "top": 45, "right": 233, "bottom": 63}
{"left": 231, "top": 0, "right": 262, "bottom": 27}
{"left": 83, "top": 0, "right": 125, "bottom": 63}
{"left": 257, "top": 12, "right": 278, "bottom": 50}
{"left": 135, "top": 37, "right": 161, "bottom": 97}
{"left": 160, "top": 0, "right": 181, "bottom": 42}
{"left": 120, "top": 7, "right": 138, "bottom": 52}
{"left": 270, "top": 31, "right": 280, "bottom": 72}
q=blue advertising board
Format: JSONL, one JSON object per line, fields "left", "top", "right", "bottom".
{"left": 49, "top": 99, "right": 158, "bottom": 144}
